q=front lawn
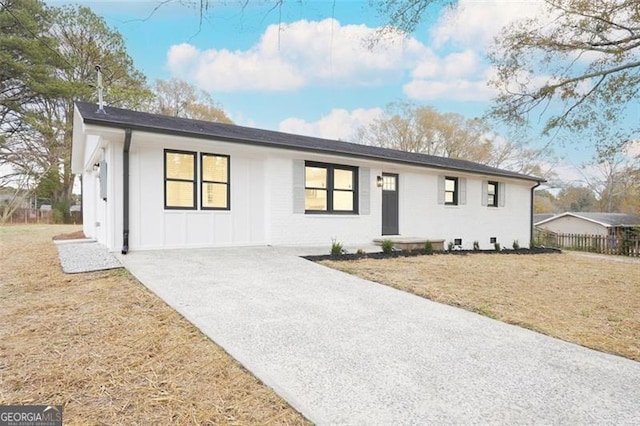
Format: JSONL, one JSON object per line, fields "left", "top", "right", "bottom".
{"left": 321, "top": 252, "right": 640, "bottom": 361}
{"left": 0, "top": 225, "right": 308, "bottom": 425}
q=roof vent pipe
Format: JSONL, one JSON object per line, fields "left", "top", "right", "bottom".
{"left": 95, "top": 65, "right": 106, "bottom": 114}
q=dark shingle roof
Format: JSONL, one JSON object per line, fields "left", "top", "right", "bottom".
{"left": 76, "top": 102, "right": 543, "bottom": 182}
{"left": 567, "top": 212, "right": 640, "bottom": 227}
{"left": 533, "top": 213, "right": 555, "bottom": 224}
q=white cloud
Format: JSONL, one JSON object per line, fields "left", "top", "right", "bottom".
{"left": 196, "top": 48, "right": 304, "bottom": 91}
{"left": 405, "top": 58, "right": 496, "bottom": 102}
{"left": 165, "top": 5, "right": 563, "bottom": 104}
{"left": 543, "top": 160, "right": 628, "bottom": 193}
{"left": 405, "top": 2, "right": 548, "bottom": 103}
{"left": 550, "top": 163, "right": 590, "bottom": 186}
{"left": 404, "top": 79, "right": 494, "bottom": 102}
{"left": 167, "top": 18, "right": 428, "bottom": 92}
{"left": 431, "top": 0, "right": 545, "bottom": 48}
{"left": 226, "top": 111, "right": 256, "bottom": 128}
{"left": 624, "top": 140, "right": 640, "bottom": 158}
{"left": 167, "top": 43, "right": 199, "bottom": 75}
{"left": 412, "top": 49, "right": 480, "bottom": 80}
{"left": 278, "top": 108, "right": 385, "bottom": 141}
{"left": 167, "top": 43, "right": 303, "bottom": 92}
{"left": 442, "top": 50, "right": 482, "bottom": 78}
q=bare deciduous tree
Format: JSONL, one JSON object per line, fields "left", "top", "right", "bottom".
{"left": 355, "top": 101, "right": 551, "bottom": 177}
{"left": 581, "top": 141, "right": 640, "bottom": 213}
{"left": 489, "top": 0, "right": 640, "bottom": 149}
{"left": 147, "top": 78, "right": 232, "bottom": 123}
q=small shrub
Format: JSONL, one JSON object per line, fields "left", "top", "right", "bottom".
{"left": 494, "top": 242, "right": 501, "bottom": 252}
{"left": 447, "top": 241, "right": 454, "bottom": 252}
{"left": 473, "top": 241, "right": 480, "bottom": 251}
{"left": 619, "top": 235, "right": 632, "bottom": 256}
{"left": 356, "top": 248, "right": 365, "bottom": 255}
{"left": 380, "top": 239, "right": 394, "bottom": 254}
{"left": 51, "top": 208, "right": 65, "bottom": 224}
{"left": 512, "top": 240, "right": 520, "bottom": 250}
{"left": 424, "top": 240, "right": 433, "bottom": 252}
{"left": 330, "top": 239, "right": 343, "bottom": 257}
{"left": 53, "top": 199, "right": 71, "bottom": 224}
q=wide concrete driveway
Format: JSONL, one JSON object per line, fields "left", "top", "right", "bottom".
{"left": 120, "top": 247, "right": 640, "bottom": 425}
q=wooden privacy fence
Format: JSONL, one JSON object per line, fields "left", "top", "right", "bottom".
{"left": 3, "top": 207, "right": 52, "bottom": 224}
{"left": 2, "top": 208, "right": 82, "bottom": 225}
{"left": 534, "top": 230, "right": 640, "bottom": 257}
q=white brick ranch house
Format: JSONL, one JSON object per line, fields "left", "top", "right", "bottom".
{"left": 71, "top": 102, "right": 543, "bottom": 253}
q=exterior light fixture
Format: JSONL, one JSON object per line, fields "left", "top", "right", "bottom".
{"left": 376, "top": 175, "right": 383, "bottom": 188}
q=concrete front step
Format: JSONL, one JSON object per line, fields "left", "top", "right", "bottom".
{"left": 373, "top": 237, "right": 445, "bottom": 251}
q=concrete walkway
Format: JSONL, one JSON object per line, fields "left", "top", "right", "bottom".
{"left": 119, "top": 247, "right": 640, "bottom": 425}
{"left": 55, "top": 240, "right": 122, "bottom": 273}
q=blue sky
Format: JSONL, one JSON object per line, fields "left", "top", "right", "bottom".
{"left": 48, "top": 0, "right": 637, "bottom": 183}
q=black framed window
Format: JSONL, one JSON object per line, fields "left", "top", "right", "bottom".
{"left": 305, "top": 161, "right": 358, "bottom": 214}
{"left": 201, "top": 153, "right": 230, "bottom": 210}
{"left": 164, "top": 150, "right": 196, "bottom": 209}
{"left": 445, "top": 177, "right": 458, "bottom": 205}
{"left": 487, "top": 181, "right": 498, "bottom": 207}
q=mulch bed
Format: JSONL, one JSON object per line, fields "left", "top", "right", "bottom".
{"left": 304, "top": 247, "right": 562, "bottom": 262}
{"left": 52, "top": 230, "right": 87, "bottom": 240}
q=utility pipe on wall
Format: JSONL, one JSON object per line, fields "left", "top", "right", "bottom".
{"left": 530, "top": 181, "right": 541, "bottom": 246}
{"left": 122, "top": 128, "right": 132, "bottom": 254}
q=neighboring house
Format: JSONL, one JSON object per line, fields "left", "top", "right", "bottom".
{"left": 0, "top": 189, "right": 29, "bottom": 208}
{"left": 71, "top": 102, "right": 544, "bottom": 253}
{"left": 535, "top": 212, "right": 640, "bottom": 237}
{"left": 533, "top": 213, "right": 554, "bottom": 225}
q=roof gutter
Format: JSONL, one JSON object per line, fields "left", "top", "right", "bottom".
{"left": 530, "top": 181, "right": 542, "bottom": 246}
{"left": 122, "top": 128, "right": 132, "bottom": 254}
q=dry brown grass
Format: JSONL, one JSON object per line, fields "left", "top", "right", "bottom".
{"left": 0, "top": 225, "right": 308, "bottom": 425}
{"left": 321, "top": 252, "right": 640, "bottom": 361}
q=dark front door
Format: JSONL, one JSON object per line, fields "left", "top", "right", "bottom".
{"left": 382, "top": 173, "right": 399, "bottom": 235}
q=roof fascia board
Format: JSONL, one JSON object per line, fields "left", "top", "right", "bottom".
{"left": 83, "top": 123, "right": 126, "bottom": 139}
{"left": 71, "top": 104, "right": 87, "bottom": 174}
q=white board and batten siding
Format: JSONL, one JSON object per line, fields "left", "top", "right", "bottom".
{"left": 79, "top": 129, "right": 536, "bottom": 251}
{"left": 81, "top": 135, "right": 123, "bottom": 251}
{"left": 126, "top": 132, "right": 268, "bottom": 250}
